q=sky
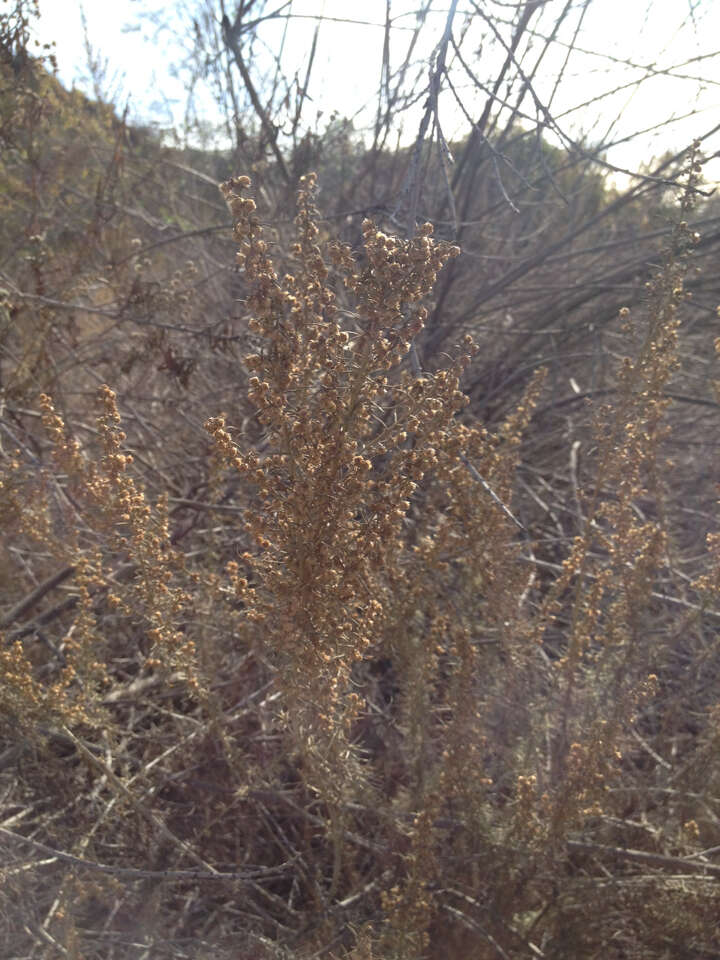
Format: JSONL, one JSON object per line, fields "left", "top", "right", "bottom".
{"left": 31, "top": 0, "right": 720, "bottom": 186}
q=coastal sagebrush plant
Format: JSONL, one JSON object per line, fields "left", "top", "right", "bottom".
{"left": 2, "top": 144, "right": 720, "bottom": 958}
{"left": 204, "top": 172, "right": 547, "bottom": 953}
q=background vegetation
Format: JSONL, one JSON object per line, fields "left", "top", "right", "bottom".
{"left": 2, "top": 1, "right": 720, "bottom": 957}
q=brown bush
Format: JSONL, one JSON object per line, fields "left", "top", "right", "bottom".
{"left": 1, "top": 146, "right": 720, "bottom": 958}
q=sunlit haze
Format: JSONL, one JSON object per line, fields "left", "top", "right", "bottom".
{"left": 32, "top": 1, "right": 720, "bottom": 185}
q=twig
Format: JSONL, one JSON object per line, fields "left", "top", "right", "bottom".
{"left": 0, "top": 565, "right": 75, "bottom": 629}
{"left": 519, "top": 554, "right": 720, "bottom": 619}
{"left": 61, "top": 726, "right": 220, "bottom": 875}
{"left": 0, "top": 826, "right": 294, "bottom": 882}
{"left": 567, "top": 839, "right": 720, "bottom": 878}
{"left": 221, "top": 12, "right": 291, "bottom": 184}
{"left": 460, "top": 454, "right": 525, "bottom": 530}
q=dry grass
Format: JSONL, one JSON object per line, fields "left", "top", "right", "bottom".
{"left": 1, "top": 151, "right": 720, "bottom": 959}
{"left": 2, "top": 18, "right": 720, "bottom": 955}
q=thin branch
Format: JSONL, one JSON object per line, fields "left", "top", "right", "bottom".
{"left": 567, "top": 839, "right": 720, "bottom": 878}
{"left": 0, "top": 826, "right": 295, "bottom": 882}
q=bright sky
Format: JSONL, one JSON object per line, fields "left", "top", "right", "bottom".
{"left": 33, "top": 0, "right": 720, "bottom": 185}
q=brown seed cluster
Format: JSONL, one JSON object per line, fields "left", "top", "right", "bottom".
{"left": 209, "top": 175, "right": 510, "bottom": 786}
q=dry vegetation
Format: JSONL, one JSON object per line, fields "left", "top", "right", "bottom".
{"left": 2, "top": 1, "right": 720, "bottom": 957}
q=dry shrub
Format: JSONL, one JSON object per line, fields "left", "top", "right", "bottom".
{"left": 1, "top": 149, "right": 720, "bottom": 960}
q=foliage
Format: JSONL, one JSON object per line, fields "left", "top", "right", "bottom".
{"left": 1, "top": 7, "right": 720, "bottom": 958}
